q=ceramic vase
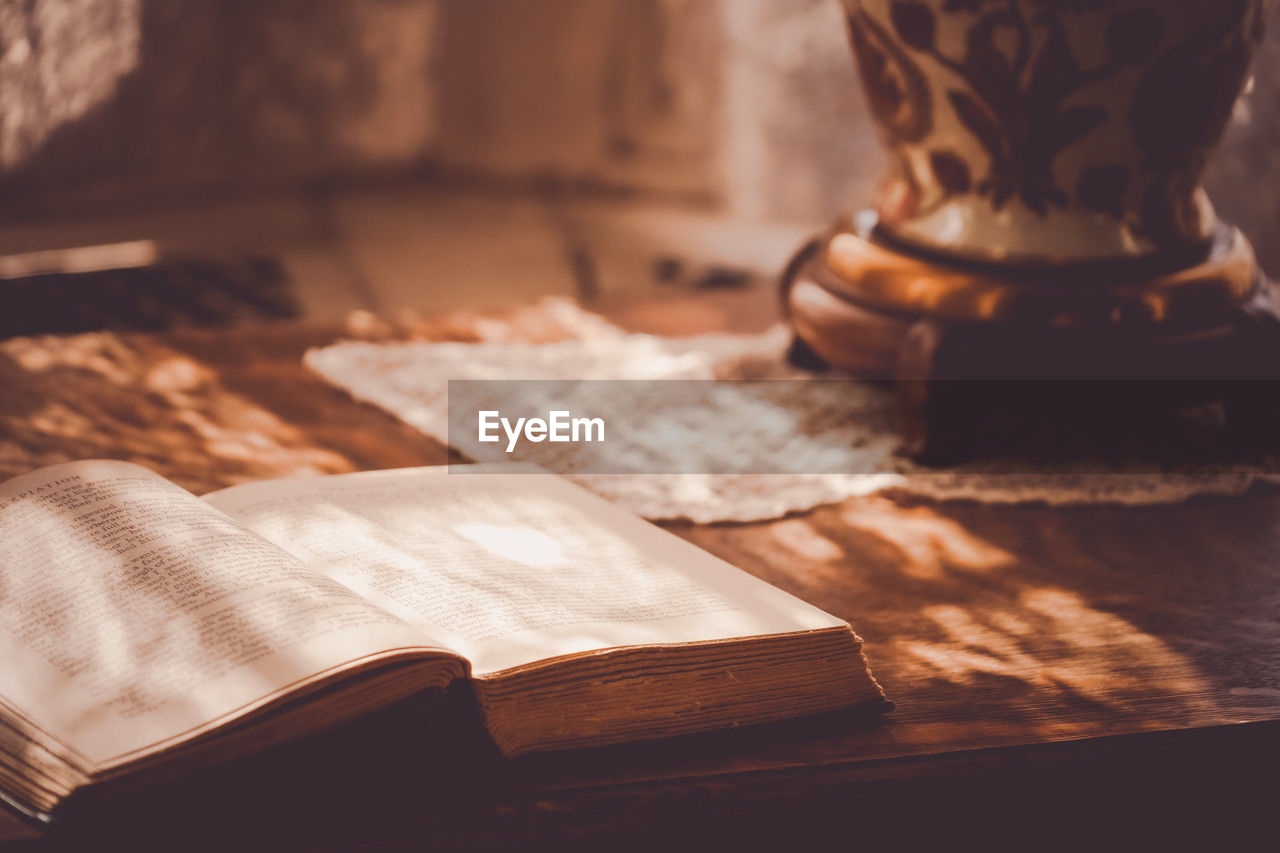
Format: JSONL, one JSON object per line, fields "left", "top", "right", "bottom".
{"left": 842, "top": 0, "right": 1268, "bottom": 266}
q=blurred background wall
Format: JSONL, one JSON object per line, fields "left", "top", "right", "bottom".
{"left": 0, "top": 0, "right": 877, "bottom": 224}
{"left": 0, "top": 0, "right": 1275, "bottom": 268}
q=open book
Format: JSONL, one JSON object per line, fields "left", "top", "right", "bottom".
{"left": 0, "top": 461, "right": 887, "bottom": 821}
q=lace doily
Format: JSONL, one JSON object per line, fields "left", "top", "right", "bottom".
{"left": 306, "top": 304, "right": 1280, "bottom": 523}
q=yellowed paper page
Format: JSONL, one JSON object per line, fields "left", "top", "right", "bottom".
{"left": 206, "top": 466, "right": 848, "bottom": 676}
{"left": 0, "top": 461, "right": 451, "bottom": 769}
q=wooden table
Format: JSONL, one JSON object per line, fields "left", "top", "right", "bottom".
{"left": 2, "top": 291, "right": 1279, "bottom": 849}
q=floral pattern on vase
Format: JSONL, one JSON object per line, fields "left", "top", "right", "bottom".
{"left": 842, "top": 0, "right": 1268, "bottom": 264}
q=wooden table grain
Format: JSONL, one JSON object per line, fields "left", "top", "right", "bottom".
{"left": 2, "top": 292, "right": 1278, "bottom": 848}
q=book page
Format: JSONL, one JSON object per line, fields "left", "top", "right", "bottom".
{"left": 0, "top": 461, "right": 454, "bottom": 768}
{"left": 205, "top": 466, "right": 847, "bottom": 676}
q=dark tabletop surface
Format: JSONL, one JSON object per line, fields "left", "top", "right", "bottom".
{"left": 2, "top": 291, "right": 1278, "bottom": 849}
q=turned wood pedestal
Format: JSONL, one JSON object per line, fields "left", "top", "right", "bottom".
{"left": 783, "top": 217, "right": 1280, "bottom": 463}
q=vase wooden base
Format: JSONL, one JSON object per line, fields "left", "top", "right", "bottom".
{"left": 782, "top": 218, "right": 1280, "bottom": 464}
